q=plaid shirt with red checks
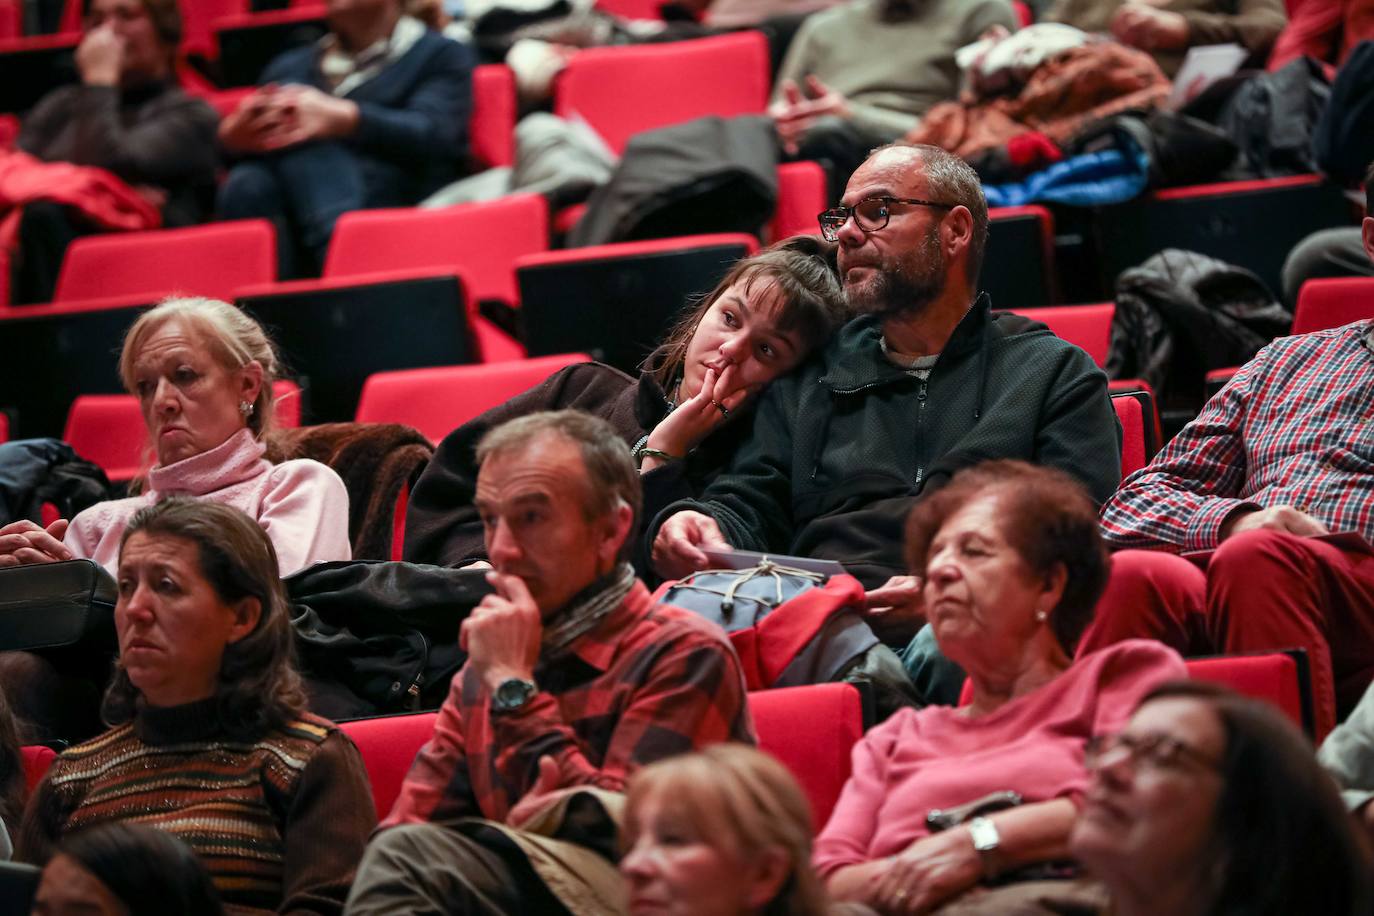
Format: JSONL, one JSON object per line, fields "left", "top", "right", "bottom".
{"left": 382, "top": 579, "right": 753, "bottom": 827}
{"left": 1101, "top": 320, "right": 1374, "bottom": 552}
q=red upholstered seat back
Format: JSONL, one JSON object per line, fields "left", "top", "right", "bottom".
{"left": 553, "top": 31, "right": 769, "bottom": 154}
{"left": 748, "top": 683, "right": 864, "bottom": 830}
{"left": 354, "top": 353, "right": 591, "bottom": 443}
{"left": 470, "top": 64, "right": 517, "bottom": 170}
{"left": 1185, "top": 652, "right": 1313, "bottom": 738}
{"left": 339, "top": 712, "right": 440, "bottom": 820}
{"left": 1292, "top": 276, "right": 1374, "bottom": 335}
{"left": 54, "top": 219, "right": 277, "bottom": 304}
{"left": 323, "top": 194, "right": 548, "bottom": 308}
{"left": 1111, "top": 393, "right": 1147, "bottom": 477}
{"left": 1012, "top": 303, "right": 1115, "bottom": 367}
{"left": 20, "top": 745, "right": 56, "bottom": 791}
{"left": 771, "top": 161, "right": 826, "bottom": 241}
{"left": 340, "top": 683, "right": 865, "bottom": 830}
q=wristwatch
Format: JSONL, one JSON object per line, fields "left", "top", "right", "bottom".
{"left": 967, "top": 816, "right": 1002, "bottom": 880}
{"left": 491, "top": 677, "right": 538, "bottom": 714}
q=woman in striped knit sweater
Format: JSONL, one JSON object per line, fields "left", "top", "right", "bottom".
{"left": 15, "top": 498, "right": 376, "bottom": 915}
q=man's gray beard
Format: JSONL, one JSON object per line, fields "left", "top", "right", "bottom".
{"left": 845, "top": 264, "right": 948, "bottom": 320}
{"left": 845, "top": 229, "right": 948, "bottom": 319}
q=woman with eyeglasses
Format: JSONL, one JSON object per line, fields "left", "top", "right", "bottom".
{"left": 402, "top": 235, "right": 848, "bottom": 573}
{"left": 815, "top": 460, "right": 1185, "bottom": 914}
{"left": 1072, "top": 679, "right": 1374, "bottom": 916}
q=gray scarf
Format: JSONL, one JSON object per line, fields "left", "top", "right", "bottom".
{"left": 541, "top": 563, "right": 637, "bottom": 660}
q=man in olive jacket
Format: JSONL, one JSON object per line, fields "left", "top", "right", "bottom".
{"left": 650, "top": 143, "right": 1120, "bottom": 647}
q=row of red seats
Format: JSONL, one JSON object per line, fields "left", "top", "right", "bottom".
{"left": 15, "top": 652, "right": 1317, "bottom": 834}
{"left": 8, "top": 269, "right": 1372, "bottom": 484}
{"left": 0, "top": 29, "right": 1352, "bottom": 315}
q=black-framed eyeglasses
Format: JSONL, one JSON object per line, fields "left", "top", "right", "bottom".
{"left": 817, "top": 196, "right": 954, "bottom": 242}
{"left": 1085, "top": 732, "right": 1222, "bottom": 775}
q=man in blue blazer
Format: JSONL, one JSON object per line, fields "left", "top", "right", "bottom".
{"left": 217, "top": 0, "right": 472, "bottom": 276}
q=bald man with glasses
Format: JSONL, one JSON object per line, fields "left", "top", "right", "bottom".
{"left": 648, "top": 144, "right": 1121, "bottom": 703}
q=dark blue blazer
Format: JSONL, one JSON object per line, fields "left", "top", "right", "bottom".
{"left": 261, "top": 29, "right": 474, "bottom": 202}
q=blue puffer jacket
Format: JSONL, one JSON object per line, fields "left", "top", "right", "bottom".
{"left": 984, "top": 135, "right": 1150, "bottom": 208}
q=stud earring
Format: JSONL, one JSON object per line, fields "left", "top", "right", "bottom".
{"left": 239, "top": 400, "right": 254, "bottom": 417}
{"left": 1035, "top": 610, "right": 1048, "bottom": 623}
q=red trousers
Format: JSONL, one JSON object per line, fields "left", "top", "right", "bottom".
{"left": 1078, "top": 530, "right": 1374, "bottom": 739}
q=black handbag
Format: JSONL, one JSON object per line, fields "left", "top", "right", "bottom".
{"left": 0, "top": 559, "right": 117, "bottom": 652}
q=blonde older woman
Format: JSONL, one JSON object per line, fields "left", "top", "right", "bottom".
{"left": 816, "top": 461, "right": 1186, "bottom": 914}
{"left": 0, "top": 296, "right": 350, "bottom": 575}
{"left": 0, "top": 297, "right": 350, "bottom": 740}
{"left": 622, "top": 744, "right": 836, "bottom": 916}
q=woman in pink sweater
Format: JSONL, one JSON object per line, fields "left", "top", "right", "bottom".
{"left": 0, "top": 296, "right": 350, "bottom": 575}
{"left": 0, "top": 297, "right": 350, "bottom": 740}
{"left": 816, "top": 461, "right": 1186, "bottom": 914}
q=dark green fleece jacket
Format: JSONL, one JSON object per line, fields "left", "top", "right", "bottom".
{"left": 648, "top": 294, "right": 1122, "bottom": 588}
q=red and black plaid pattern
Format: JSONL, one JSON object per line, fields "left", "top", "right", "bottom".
{"left": 382, "top": 580, "right": 753, "bottom": 827}
{"left": 1102, "top": 321, "right": 1374, "bottom": 552}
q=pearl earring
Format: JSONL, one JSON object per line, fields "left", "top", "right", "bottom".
{"left": 239, "top": 400, "right": 254, "bottom": 417}
{"left": 1035, "top": 610, "right": 1048, "bottom": 623}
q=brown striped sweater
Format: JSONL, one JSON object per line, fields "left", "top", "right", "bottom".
{"left": 16, "top": 699, "right": 376, "bottom": 915}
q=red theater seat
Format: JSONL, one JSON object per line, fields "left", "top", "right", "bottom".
{"left": 340, "top": 712, "right": 440, "bottom": 819}
{"left": 21, "top": 745, "right": 56, "bottom": 791}
{"left": 749, "top": 683, "right": 864, "bottom": 830}
{"left": 771, "top": 161, "right": 827, "bottom": 241}
{"left": 553, "top": 31, "right": 769, "bottom": 154}
{"left": 1012, "top": 303, "right": 1113, "bottom": 367}
{"left": 1292, "top": 276, "right": 1374, "bottom": 335}
{"left": 1186, "top": 651, "right": 1314, "bottom": 739}
{"left": 231, "top": 196, "right": 548, "bottom": 405}
{"left": 470, "top": 64, "right": 517, "bottom": 170}
{"left": 0, "top": 1, "right": 18, "bottom": 40}
{"left": 324, "top": 193, "right": 548, "bottom": 311}
{"left": 340, "top": 682, "right": 866, "bottom": 828}
{"left": 53, "top": 219, "right": 277, "bottom": 305}
{"left": 355, "top": 353, "right": 591, "bottom": 443}
{"left": 180, "top": 0, "right": 248, "bottom": 60}
{"left": 1111, "top": 393, "right": 1147, "bottom": 477}
{"left": 593, "top": 0, "right": 667, "bottom": 18}
{"left": 63, "top": 395, "right": 150, "bottom": 483}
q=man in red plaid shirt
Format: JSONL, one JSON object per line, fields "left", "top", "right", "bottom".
{"left": 346, "top": 410, "right": 752, "bottom": 915}
{"left": 1078, "top": 167, "right": 1374, "bottom": 738}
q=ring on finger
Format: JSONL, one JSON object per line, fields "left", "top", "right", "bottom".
{"left": 711, "top": 400, "right": 730, "bottom": 418}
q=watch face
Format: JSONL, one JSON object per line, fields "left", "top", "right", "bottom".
{"left": 969, "top": 818, "right": 999, "bottom": 852}
{"left": 494, "top": 678, "right": 536, "bottom": 711}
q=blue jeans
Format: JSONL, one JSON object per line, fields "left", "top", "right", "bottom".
{"left": 218, "top": 141, "right": 381, "bottom": 278}
{"left": 900, "top": 624, "right": 966, "bottom": 706}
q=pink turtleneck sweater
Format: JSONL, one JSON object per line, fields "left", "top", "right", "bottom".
{"left": 65, "top": 429, "right": 352, "bottom": 576}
